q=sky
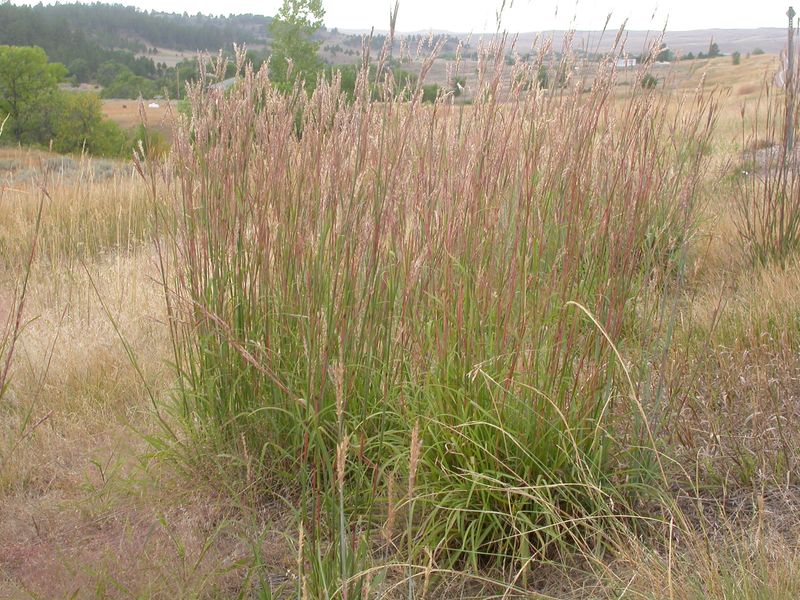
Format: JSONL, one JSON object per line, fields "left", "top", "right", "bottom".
{"left": 14, "top": 0, "right": 799, "bottom": 32}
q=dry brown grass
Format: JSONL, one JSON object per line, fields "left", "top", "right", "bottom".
{"left": 0, "top": 159, "right": 150, "bottom": 269}
{"left": 101, "top": 99, "right": 175, "bottom": 136}
{"left": 0, "top": 162, "right": 301, "bottom": 597}
{"left": 0, "top": 166, "right": 208, "bottom": 596}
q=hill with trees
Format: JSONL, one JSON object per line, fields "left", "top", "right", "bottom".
{"left": 0, "top": 3, "right": 271, "bottom": 54}
{"left": 0, "top": 3, "right": 273, "bottom": 91}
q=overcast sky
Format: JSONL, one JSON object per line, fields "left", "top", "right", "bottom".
{"left": 15, "top": 1, "right": 797, "bottom": 32}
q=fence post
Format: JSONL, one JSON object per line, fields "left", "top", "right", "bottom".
{"left": 787, "top": 6, "right": 796, "bottom": 153}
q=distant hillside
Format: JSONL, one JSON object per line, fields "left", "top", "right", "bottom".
{"left": 0, "top": 3, "right": 270, "bottom": 56}
{"left": 0, "top": 2, "right": 279, "bottom": 96}
{"left": 342, "top": 27, "right": 787, "bottom": 56}
{"left": 511, "top": 29, "right": 787, "bottom": 56}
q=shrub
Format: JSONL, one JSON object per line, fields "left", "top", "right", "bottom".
{"left": 421, "top": 83, "right": 440, "bottom": 103}
{"left": 49, "top": 93, "right": 130, "bottom": 157}
{"left": 0, "top": 159, "right": 20, "bottom": 171}
{"left": 91, "top": 119, "right": 129, "bottom": 157}
{"left": 91, "top": 159, "right": 117, "bottom": 180}
{"left": 732, "top": 51, "right": 742, "bottom": 65}
{"left": 51, "top": 92, "right": 103, "bottom": 154}
{"left": 641, "top": 73, "right": 658, "bottom": 89}
{"left": 43, "top": 156, "right": 77, "bottom": 173}
{"left": 11, "top": 168, "right": 38, "bottom": 184}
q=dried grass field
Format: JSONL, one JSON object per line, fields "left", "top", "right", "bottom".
{"left": 101, "top": 99, "right": 175, "bottom": 136}
{"left": 2, "top": 46, "right": 800, "bottom": 599}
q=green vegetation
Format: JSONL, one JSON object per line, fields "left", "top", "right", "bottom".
{"left": 0, "top": 1, "right": 463, "bottom": 104}
{"left": 24, "top": 3, "right": 269, "bottom": 51}
{"left": 0, "top": 3, "right": 269, "bottom": 78}
{"left": 641, "top": 72, "right": 658, "bottom": 89}
{"left": 139, "top": 44, "right": 716, "bottom": 594}
{"left": 0, "top": 45, "right": 161, "bottom": 157}
{"left": 656, "top": 44, "right": 676, "bottom": 62}
{"left": 696, "top": 40, "right": 722, "bottom": 60}
{"left": 51, "top": 93, "right": 128, "bottom": 156}
{"left": 268, "top": 0, "right": 326, "bottom": 89}
{"left": 0, "top": 45, "right": 66, "bottom": 143}
{"left": 0, "top": 3, "right": 273, "bottom": 99}
{"left": 420, "top": 83, "right": 441, "bottom": 102}
{"left": 99, "top": 68, "right": 158, "bottom": 99}
{"left": 0, "top": 4, "right": 160, "bottom": 86}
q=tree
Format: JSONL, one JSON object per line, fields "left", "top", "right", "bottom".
{"left": 269, "top": 0, "right": 325, "bottom": 89}
{"left": 97, "top": 61, "right": 127, "bottom": 86}
{"left": 732, "top": 51, "right": 742, "bottom": 65}
{"left": 68, "top": 58, "right": 91, "bottom": 83}
{"left": 656, "top": 45, "right": 675, "bottom": 62}
{"left": 708, "top": 41, "right": 721, "bottom": 58}
{"left": 101, "top": 69, "right": 158, "bottom": 99}
{"left": 0, "top": 45, "right": 66, "bottom": 142}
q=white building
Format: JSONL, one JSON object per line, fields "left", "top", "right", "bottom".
{"left": 615, "top": 57, "right": 638, "bottom": 69}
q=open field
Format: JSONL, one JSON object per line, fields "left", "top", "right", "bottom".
{"left": 147, "top": 47, "right": 194, "bottom": 67}
{"left": 101, "top": 99, "right": 176, "bottom": 136}
{"left": 2, "top": 44, "right": 800, "bottom": 599}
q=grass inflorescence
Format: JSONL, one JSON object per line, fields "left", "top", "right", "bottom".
{"left": 140, "top": 34, "right": 719, "bottom": 594}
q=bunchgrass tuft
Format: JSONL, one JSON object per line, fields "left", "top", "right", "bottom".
{"left": 145, "top": 32, "right": 717, "bottom": 587}
{"left": 735, "top": 74, "right": 800, "bottom": 267}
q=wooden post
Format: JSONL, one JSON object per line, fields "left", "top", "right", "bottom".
{"left": 787, "top": 6, "right": 796, "bottom": 153}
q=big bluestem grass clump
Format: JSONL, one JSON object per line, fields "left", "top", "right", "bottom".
{"left": 736, "top": 73, "right": 800, "bottom": 268}
{"left": 146, "top": 32, "right": 716, "bottom": 585}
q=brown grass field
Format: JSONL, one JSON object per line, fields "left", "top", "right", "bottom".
{"left": 2, "top": 49, "right": 800, "bottom": 598}
{"left": 101, "top": 99, "right": 176, "bottom": 136}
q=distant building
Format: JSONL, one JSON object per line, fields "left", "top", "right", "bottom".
{"left": 616, "top": 57, "right": 638, "bottom": 69}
